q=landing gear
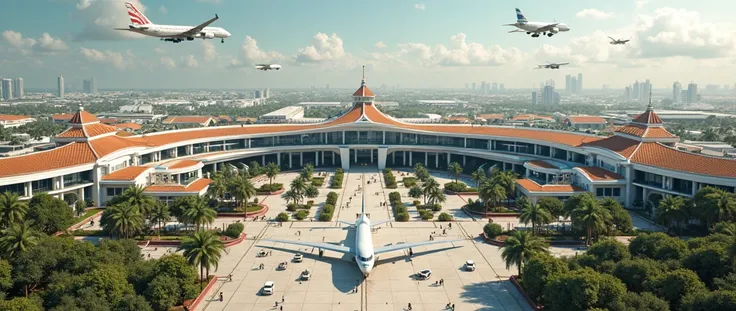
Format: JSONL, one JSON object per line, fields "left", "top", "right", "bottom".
{"left": 526, "top": 32, "right": 531, "bottom": 34}
{"left": 548, "top": 33, "right": 554, "bottom": 37}
{"left": 221, "top": 38, "right": 225, "bottom": 43}
{"left": 187, "top": 37, "right": 194, "bottom": 41}
{"left": 531, "top": 34, "right": 540, "bottom": 38}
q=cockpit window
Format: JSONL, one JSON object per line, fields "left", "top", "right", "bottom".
{"left": 358, "top": 255, "right": 373, "bottom": 261}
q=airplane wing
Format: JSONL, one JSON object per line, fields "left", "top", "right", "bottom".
{"left": 559, "top": 62, "right": 569, "bottom": 65}
{"left": 508, "top": 29, "right": 525, "bottom": 33}
{"left": 371, "top": 220, "right": 390, "bottom": 227}
{"left": 261, "top": 238, "right": 353, "bottom": 254}
{"left": 374, "top": 239, "right": 463, "bottom": 255}
{"left": 608, "top": 36, "right": 615, "bottom": 41}
{"left": 180, "top": 14, "right": 219, "bottom": 36}
{"left": 534, "top": 23, "right": 559, "bottom": 33}
{"left": 337, "top": 220, "right": 355, "bottom": 227}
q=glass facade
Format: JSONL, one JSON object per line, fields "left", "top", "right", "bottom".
{"left": 32, "top": 178, "right": 53, "bottom": 192}
{"left": 0, "top": 183, "right": 24, "bottom": 196}
{"left": 63, "top": 171, "right": 92, "bottom": 187}
{"left": 466, "top": 138, "right": 488, "bottom": 150}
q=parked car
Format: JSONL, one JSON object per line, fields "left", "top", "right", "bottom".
{"left": 277, "top": 262, "right": 288, "bottom": 270}
{"left": 417, "top": 269, "right": 432, "bottom": 280}
{"left": 301, "top": 269, "right": 311, "bottom": 280}
{"left": 293, "top": 253, "right": 303, "bottom": 263}
{"left": 464, "top": 260, "right": 476, "bottom": 271}
{"left": 262, "top": 281, "right": 275, "bottom": 295}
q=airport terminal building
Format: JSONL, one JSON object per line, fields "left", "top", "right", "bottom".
{"left": 0, "top": 76, "right": 734, "bottom": 208}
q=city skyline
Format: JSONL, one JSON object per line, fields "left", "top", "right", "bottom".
{"left": 1, "top": 0, "right": 736, "bottom": 89}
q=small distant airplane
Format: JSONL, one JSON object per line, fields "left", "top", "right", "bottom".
{"left": 114, "top": 2, "right": 231, "bottom": 43}
{"left": 608, "top": 36, "right": 630, "bottom": 45}
{"left": 504, "top": 8, "right": 570, "bottom": 37}
{"left": 536, "top": 62, "right": 569, "bottom": 69}
{"left": 254, "top": 64, "right": 282, "bottom": 71}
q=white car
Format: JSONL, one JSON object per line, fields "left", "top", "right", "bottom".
{"left": 262, "top": 281, "right": 275, "bottom": 295}
{"left": 417, "top": 269, "right": 432, "bottom": 280}
{"left": 277, "top": 262, "right": 288, "bottom": 270}
{"left": 464, "top": 260, "right": 476, "bottom": 271}
{"left": 293, "top": 253, "right": 303, "bottom": 263}
{"left": 301, "top": 269, "right": 311, "bottom": 280}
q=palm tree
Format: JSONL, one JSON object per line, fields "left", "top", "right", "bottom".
{"left": 500, "top": 230, "right": 549, "bottom": 277}
{"left": 300, "top": 163, "right": 314, "bottom": 180}
{"left": 408, "top": 186, "right": 423, "bottom": 200}
{"left": 149, "top": 201, "right": 171, "bottom": 237}
{"left": 572, "top": 197, "right": 612, "bottom": 246}
{"left": 699, "top": 188, "right": 736, "bottom": 225}
{"left": 656, "top": 196, "right": 686, "bottom": 236}
{"left": 121, "top": 185, "right": 155, "bottom": 216}
{"left": 471, "top": 169, "right": 485, "bottom": 189}
{"left": 206, "top": 172, "right": 228, "bottom": 202}
{"left": 184, "top": 196, "right": 217, "bottom": 230}
{"left": 178, "top": 230, "right": 225, "bottom": 290}
{"left": 426, "top": 188, "right": 447, "bottom": 205}
{"left": 0, "top": 192, "right": 28, "bottom": 228}
{"left": 448, "top": 162, "right": 463, "bottom": 183}
{"left": 479, "top": 178, "right": 506, "bottom": 214}
{"left": 700, "top": 128, "right": 720, "bottom": 141}
{"left": 282, "top": 189, "right": 300, "bottom": 206}
{"left": 229, "top": 174, "right": 256, "bottom": 209}
{"left": 0, "top": 221, "right": 40, "bottom": 258}
{"left": 421, "top": 178, "right": 441, "bottom": 205}
{"left": 518, "top": 197, "right": 553, "bottom": 235}
{"left": 304, "top": 185, "right": 319, "bottom": 200}
{"left": 713, "top": 221, "right": 736, "bottom": 236}
{"left": 289, "top": 177, "right": 308, "bottom": 205}
{"left": 102, "top": 202, "right": 145, "bottom": 239}
{"left": 494, "top": 170, "right": 517, "bottom": 206}
{"left": 265, "top": 162, "right": 280, "bottom": 190}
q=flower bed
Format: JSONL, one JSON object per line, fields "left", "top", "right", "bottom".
{"left": 462, "top": 206, "right": 520, "bottom": 218}
{"left": 216, "top": 203, "right": 268, "bottom": 218}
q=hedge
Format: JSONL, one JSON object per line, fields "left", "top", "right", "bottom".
{"left": 383, "top": 169, "right": 398, "bottom": 189}
{"left": 277, "top": 212, "right": 289, "bottom": 222}
{"left": 259, "top": 183, "right": 283, "bottom": 192}
{"left": 403, "top": 177, "right": 418, "bottom": 188}
{"left": 438, "top": 212, "right": 453, "bottom": 221}
{"left": 330, "top": 169, "right": 344, "bottom": 189}
{"left": 326, "top": 192, "right": 339, "bottom": 206}
{"left": 311, "top": 177, "right": 325, "bottom": 187}
{"left": 295, "top": 210, "right": 309, "bottom": 220}
{"left": 420, "top": 210, "right": 434, "bottom": 220}
{"left": 224, "top": 222, "right": 244, "bottom": 238}
{"left": 444, "top": 181, "right": 468, "bottom": 192}
{"left": 484, "top": 223, "right": 504, "bottom": 238}
{"left": 318, "top": 204, "right": 335, "bottom": 221}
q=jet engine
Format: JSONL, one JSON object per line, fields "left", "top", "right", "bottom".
{"left": 550, "top": 27, "right": 559, "bottom": 34}
{"left": 199, "top": 32, "right": 215, "bottom": 39}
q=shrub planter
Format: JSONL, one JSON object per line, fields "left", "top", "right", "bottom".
{"left": 256, "top": 188, "right": 284, "bottom": 195}
{"left": 136, "top": 233, "right": 247, "bottom": 247}
{"left": 217, "top": 203, "right": 268, "bottom": 218}
{"left": 444, "top": 189, "right": 479, "bottom": 195}
{"left": 183, "top": 275, "right": 219, "bottom": 311}
{"left": 509, "top": 275, "right": 543, "bottom": 310}
{"left": 462, "top": 206, "right": 520, "bottom": 218}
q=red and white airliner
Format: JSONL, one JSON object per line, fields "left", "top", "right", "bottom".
{"left": 115, "top": 2, "right": 231, "bottom": 43}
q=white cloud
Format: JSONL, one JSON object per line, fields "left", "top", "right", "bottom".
{"left": 73, "top": 0, "right": 148, "bottom": 41}
{"left": 183, "top": 55, "right": 199, "bottom": 68}
{"left": 414, "top": 4, "right": 425, "bottom": 10}
{"left": 160, "top": 56, "right": 176, "bottom": 68}
{"left": 396, "top": 33, "right": 523, "bottom": 67}
{"left": 576, "top": 9, "right": 614, "bottom": 20}
{"left": 375, "top": 41, "right": 387, "bottom": 49}
{"left": 2, "top": 30, "right": 36, "bottom": 50}
{"left": 295, "top": 33, "right": 349, "bottom": 63}
{"left": 153, "top": 47, "right": 166, "bottom": 55}
{"left": 2, "top": 31, "right": 68, "bottom": 54}
{"left": 159, "top": 5, "right": 168, "bottom": 14}
{"left": 80, "top": 47, "right": 128, "bottom": 69}
{"left": 636, "top": 0, "right": 649, "bottom": 10}
{"left": 202, "top": 41, "right": 217, "bottom": 61}
{"left": 238, "top": 36, "right": 286, "bottom": 64}
{"left": 37, "top": 33, "right": 69, "bottom": 52}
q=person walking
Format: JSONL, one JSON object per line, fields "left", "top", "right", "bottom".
{"left": 219, "top": 292, "right": 223, "bottom": 302}
{"left": 408, "top": 303, "right": 412, "bottom": 310}
{"left": 281, "top": 295, "right": 284, "bottom": 303}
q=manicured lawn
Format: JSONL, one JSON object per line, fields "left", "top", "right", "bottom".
{"left": 76, "top": 209, "right": 101, "bottom": 220}
{"left": 246, "top": 204, "right": 264, "bottom": 212}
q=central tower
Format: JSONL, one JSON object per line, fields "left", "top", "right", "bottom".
{"left": 352, "top": 66, "right": 375, "bottom": 105}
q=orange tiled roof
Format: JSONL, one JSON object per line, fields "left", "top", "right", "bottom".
{"left": 163, "top": 159, "right": 201, "bottom": 169}
{"left": 526, "top": 160, "right": 558, "bottom": 169}
{"left": 98, "top": 118, "right": 118, "bottom": 125}
{"left": 163, "top": 116, "right": 214, "bottom": 125}
{"left": 641, "top": 127, "right": 677, "bottom": 139}
{"left": 615, "top": 124, "right": 676, "bottom": 139}
{"left": 567, "top": 116, "right": 607, "bottom": 124}
{"left": 101, "top": 166, "right": 150, "bottom": 181}
{"left": 583, "top": 136, "right": 641, "bottom": 158}
{"left": 84, "top": 123, "right": 118, "bottom": 137}
{"left": 353, "top": 85, "right": 375, "bottom": 97}
{"left": 51, "top": 114, "right": 73, "bottom": 121}
{"left": 116, "top": 131, "right": 133, "bottom": 137}
{"left": 615, "top": 124, "right": 647, "bottom": 137}
{"left": 56, "top": 127, "right": 87, "bottom": 138}
{"left": 145, "top": 178, "right": 212, "bottom": 193}
{"left": 632, "top": 107, "right": 663, "bottom": 124}
{"left": 0, "top": 142, "right": 96, "bottom": 177}
{"left": 576, "top": 166, "right": 625, "bottom": 181}
{"left": 69, "top": 110, "right": 99, "bottom": 124}
{"left": 0, "top": 114, "right": 32, "bottom": 121}
{"left": 631, "top": 142, "right": 736, "bottom": 178}
{"left": 512, "top": 114, "right": 554, "bottom": 122}
{"left": 516, "top": 179, "right": 585, "bottom": 193}
{"left": 116, "top": 123, "right": 142, "bottom": 131}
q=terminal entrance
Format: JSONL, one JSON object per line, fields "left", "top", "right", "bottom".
{"left": 349, "top": 149, "right": 377, "bottom": 167}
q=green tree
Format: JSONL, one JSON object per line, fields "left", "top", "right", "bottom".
{"left": 146, "top": 275, "right": 179, "bottom": 311}
{"left": 682, "top": 244, "right": 730, "bottom": 287}
{"left": 713, "top": 221, "right": 736, "bottom": 236}
{"left": 413, "top": 163, "right": 430, "bottom": 181}
{"left": 0, "top": 221, "right": 40, "bottom": 259}
{"left": 500, "top": 230, "right": 549, "bottom": 276}
{"left": 493, "top": 170, "right": 517, "bottom": 206}
{"left": 408, "top": 185, "right": 422, "bottom": 200}
{"left": 80, "top": 264, "right": 135, "bottom": 306}
{"left": 571, "top": 194, "right": 611, "bottom": 246}
{"left": 599, "top": 197, "right": 633, "bottom": 234}
{"left": 304, "top": 185, "right": 319, "bottom": 200}
{"left": 74, "top": 200, "right": 87, "bottom": 217}
{"left": 289, "top": 177, "right": 308, "bottom": 204}
{"left": 183, "top": 196, "right": 216, "bottom": 230}
{"left": 587, "top": 239, "right": 630, "bottom": 263}
{"left": 116, "top": 294, "right": 153, "bottom": 311}
{"left": 681, "top": 290, "right": 736, "bottom": 311}
{"left": 619, "top": 292, "right": 670, "bottom": 311}
{"left": 282, "top": 189, "right": 299, "bottom": 206}
{"left": 265, "top": 162, "right": 280, "bottom": 190}
{"left": 698, "top": 187, "right": 736, "bottom": 225}
{"left": 148, "top": 201, "right": 171, "bottom": 237}
{"left": 300, "top": 163, "right": 314, "bottom": 180}
{"left": 0, "top": 259, "right": 12, "bottom": 291}
{"left": 713, "top": 273, "right": 736, "bottom": 291}
{"left": 545, "top": 268, "right": 627, "bottom": 311}
{"left": 178, "top": 230, "right": 225, "bottom": 289}
{"left": 26, "top": 193, "right": 74, "bottom": 235}
{"left": 657, "top": 196, "right": 686, "bottom": 236}
{"left": 470, "top": 168, "right": 485, "bottom": 189}
{"left": 483, "top": 223, "right": 503, "bottom": 238}
{"left": 206, "top": 172, "right": 228, "bottom": 202}
{"left": 537, "top": 197, "right": 564, "bottom": 220}
{"left": 0, "top": 297, "right": 42, "bottom": 311}
{"left": 120, "top": 185, "right": 155, "bottom": 216}
{"left": 699, "top": 127, "right": 720, "bottom": 141}
{"left": 629, "top": 232, "right": 690, "bottom": 261}
{"left": 522, "top": 254, "right": 569, "bottom": 303}
{"left": 448, "top": 162, "right": 463, "bottom": 183}
{"left": 100, "top": 202, "right": 144, "bottom": 239}
{"left": 478, "top": 177, "right": 506, "bottom": 214}
{"left": 613, "top": 258, "right": 663, "bottom": 292}
{"left": 646, "top": 269, "right": 707, "bottom": 310}
{"left": 421, "top": 178, "right": 441, "bottom": 205}
{"left": 0, "top": 191, "right": 28, "bottom": 228}
{"left": 151, "top": 254, "right": 198, "bottom": 304}
{"left": 518, "top": 197, "right": 553, "bottom": 235}
{"left": 229, "top": 174, "right": 256, "bottom": 209}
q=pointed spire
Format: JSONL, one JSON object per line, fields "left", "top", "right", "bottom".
{"left": 647, "top": 90, "right": 652, "bottom": 110}
{"left": 361, "top": 65, "right": 366, "bottom": 87}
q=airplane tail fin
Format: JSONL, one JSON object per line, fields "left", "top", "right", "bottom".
{"left": 125, "top": 2, "right": 152, "bottom": 25}
{"left": 515, "top": 8, "right": 528, "bottom": 24}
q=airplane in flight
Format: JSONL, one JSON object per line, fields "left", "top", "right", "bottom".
{"left": 608, "top": 36, "right": 630, "bottom": 45}
{"left": 536, "top": 62, "right": 569, "bottom": 69}
{"left": 260, "top": 175, "right": 462, "bottom": 277}
{"left": 504, "top": 8, "right": 570, "bottom": 37}
{"left": 114, "top": 2, "right": 231, "bottom": 43}
{"left": 254, "top": 64, "right": 282, "bottom": 71}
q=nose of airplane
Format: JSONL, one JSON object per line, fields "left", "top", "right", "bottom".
{"left": 224, "top": 30, "right": 231, "bottom": 37}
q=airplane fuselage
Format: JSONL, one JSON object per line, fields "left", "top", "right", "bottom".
{"left": 354, "top": 215, "right": 375, "bottom": 276}
{"left": 128, "top": 24, "right": 231, "bottom": 39}
{"left": 513, "top": 21, "right": 570, "bottom": 34}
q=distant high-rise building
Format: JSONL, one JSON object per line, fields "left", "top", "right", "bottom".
{"left": 565, "top": 74, "right": 572, "bottom": 93}
{"left": 472, "top": 82, "right": 476, "bottom": 91}
{"left": 640, "top": 79, "right": 652, "bottom": 103}
{"left": 499, "top": 83, "right": 504, "bottom": 90}
{"left": 481, "top": 81, "right": 487, "bottom": 93}
{"left": 570, "top": 77, "right": 578, "bottom": 94}
{"left": 625, "top": 87, "right": 631, "bottom": 100}
{"left": 577, "top": 73, "right": 583, "bottom": 94}
{"left": 12, "top": 78, "right": 23, "bottom": 98}
{"left": 1, "top": 79, "right": 12, "bottom": 100}
{"left": 90, "top": 77, "right": 97, "bottom": 94}
{"left": 531, "top": 91, "right": 537, "bottom": 105}
{"left": 492, "top": 82, "right": 498, "bottom": 91}
{"left": 687, "top": 82, "right": 698, "bottom": 103}
{"left": 58, "top": 75, "right": 64, "bottom": 98}
{"left": 264, "top": 88, "right": 270, "bottom": 98}
{"left": 83, "top": 79, "right": 91, "bottom": 94}
{"left": 672, "top": 82, "right": 682, "bottom": 104}
{"left": 255, "top": 90, "right": 262, "bottom": 99}
{"left": 542, "top": 85, "right": 559, "bottom": 105}
{"left": 632, "top": 80, "right": 640, "bottom": 101}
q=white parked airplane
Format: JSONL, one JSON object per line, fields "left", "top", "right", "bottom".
{"left": 608, "top": 36, "right": 630, "bottom": 45}
{"left": 504, "top": 8, "right": 570, "bottom": 37}
{"left": 114, "top": 2, "right": 231, "bottom": 43}
{"left": 254, "top": 64, "right": 282, "bottom": 71}
{"left": 261, "top": 175, "right": 462, "bottom": 277}
{"left": 536, "top": 62, "right": 569, "bottom": 69}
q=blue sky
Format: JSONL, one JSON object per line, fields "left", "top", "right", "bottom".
{"left": 1, "top": 0, "right": 735, "bottom": 90}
